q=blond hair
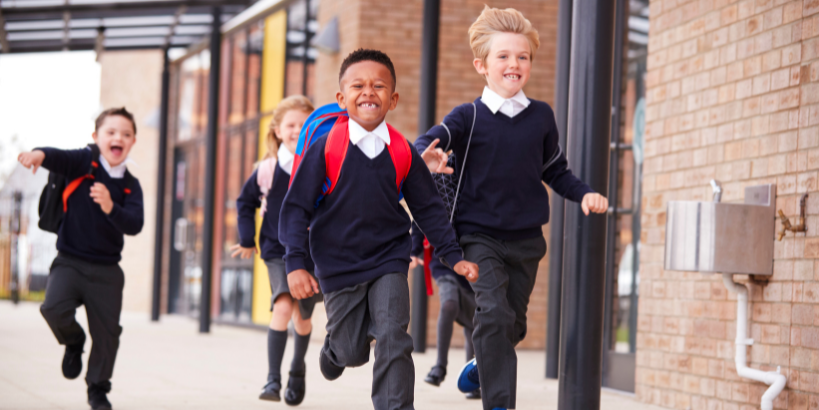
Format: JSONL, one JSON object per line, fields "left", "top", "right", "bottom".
{"left": 264, "top": 95, "right": 315, "bottom": 159}
{"left": 468, "top": 6, "right": 540, "bottom": 65}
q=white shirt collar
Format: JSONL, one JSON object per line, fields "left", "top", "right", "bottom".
{"left": 480, "top": 86, "right": 530, "bottom": 117}
{"left": 348, "top": 119, "right": 391, "bottom": 146}
{"left": 277, "top": 144, "right": 295, "bottom": 175}
{"left": 99, "top": 155, "right": 128, "bottom": 179}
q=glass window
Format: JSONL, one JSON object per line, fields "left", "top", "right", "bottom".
{"left": 284, "top": 0, "right": 318, "bottom": 100}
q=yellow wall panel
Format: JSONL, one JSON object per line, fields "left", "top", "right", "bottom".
{"left": 251, "top": 10, "right": 287, "bottom": 326}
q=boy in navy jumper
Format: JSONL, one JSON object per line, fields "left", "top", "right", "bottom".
{"left": 231, "top": 95, "right": 320, "bottom": 405}
{"left": 18, "top": 107, "right": 144, "bottom": 410}
{"left": 279, "top": 49, "right": 479, "bottom": 410}
{"left": 410, "top": 225, "right": 478, "bottom": 399}
{"left": 415, "top": 7, "right": 608, "bottom": 410}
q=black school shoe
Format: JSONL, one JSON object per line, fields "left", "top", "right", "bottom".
{"left": 62, "top": 339, "right": 85, "bottom": 380}
{"left": 259, "top": 376, "right": 281, "bottom": 401}
{"left": 284, "top": 370, "right": 306, "bottom": 406}
{"left": 465, "top": 388, "right": 481, "bottom": 399}
{"left": 424, "top": 365, "right": 446, "bottom": 386}
{"left": 87, "top": 383, "right": 112, "bottom": 410}
{"left": 319, "top": 349, "right": 344, "bottom": 381}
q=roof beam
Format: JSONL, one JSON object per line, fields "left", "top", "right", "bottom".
{"left": 1, "top": 0, "right": 249, "bottom": 16}
{"left": 164, "top": 5, "right": 186, "bottom": 48}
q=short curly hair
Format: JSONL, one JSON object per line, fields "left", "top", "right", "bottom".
{"left": 338, "top": 48, "right": 396, "bottom": 89}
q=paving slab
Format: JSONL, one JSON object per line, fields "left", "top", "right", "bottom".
{"left": 0, "top": 301, "right": 664, "bottom": 410}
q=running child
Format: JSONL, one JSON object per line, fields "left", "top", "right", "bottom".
{"left": 414, "top": 7, "right": 608, "bottom": 410}
{"left": 410, "top": 225, "right": 479, "bottom": 400}
{"left": 279, "top": 49, "right": 479, "bottom": 410}
{"left": 230, "top": 95, "right": 320, "bottom": 405}
{"left": 18, "top": 108, "right": 144, "bottom": 410}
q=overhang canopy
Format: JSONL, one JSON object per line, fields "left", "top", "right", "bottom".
{"left": 0, "top": 0, "right": 251, "bottom": 53}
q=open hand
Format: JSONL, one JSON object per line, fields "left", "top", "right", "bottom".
{"left": 581, "top": 193, "right": 608, "bottom": 216}
{"left": 230, "top": 243, "right": 256, "bottom": 259}
{"left": 453, "top": 260, "right": 479, "bottom": 283}
{"left": 90, "top": 182, "right": 114, "bottom": 214}
{"left": 287, "top": 269, "right": 319, "bottom": 299}
{"left": 18, "top": 150, "right": 45, "bottom": 174}
{"left": 421, "top": 139, "right": 453, "bottom": 174}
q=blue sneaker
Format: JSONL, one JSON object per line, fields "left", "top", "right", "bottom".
{"left": 457, "top": 358, "right": 479, "bottom": 393}
{"left": 492, "top": 408, "right": 507, "bottom": 410}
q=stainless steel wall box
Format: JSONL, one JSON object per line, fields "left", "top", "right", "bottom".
{"left": 664, "top": 184, "right": 776, "bottom": 275}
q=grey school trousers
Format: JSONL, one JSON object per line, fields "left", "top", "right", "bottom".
{"left": 461, "top": 233, "right": 546, "bottom": 410}
{"left": 321, "top": 273, "right": 414, "bottom": 410}
{"left": 40, "top": 253, "right": 124, "bottom": 389}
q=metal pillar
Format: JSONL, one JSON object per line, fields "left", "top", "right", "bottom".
{"left": 301, "top": 0, "right": 311, "bottom": 96}
{"left": 199, "top": 6, "right": 221, "bottom": 334}
{"left": 545, "top": 0, "right": 573, "bottom": 380}
{"left": 411, "top": 0, "right": 440, "bottom": 353}
{"left": 557, "top": 0, "right": 616, "bottom": 407}
{"left": 10, "top": 191, "right": 22, "bottom": 304}
{"left": 151, "top": 47, "right": 171, "bottom": 322}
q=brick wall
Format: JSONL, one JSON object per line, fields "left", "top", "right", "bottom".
{"left": 314, "top": 0, "right": 558, "bottom": 350}
{"left": 639, "top": 0, "right": 819, "bottom": 408}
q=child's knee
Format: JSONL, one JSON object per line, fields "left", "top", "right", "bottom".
{"left": 331, "top": 342, "right": 370, "bottom": 367}
{"left": 272, "top": 295, "right": 293, "bottom": 317}
{"left": 440, "top": 300, "right": 459, "bottom": 319}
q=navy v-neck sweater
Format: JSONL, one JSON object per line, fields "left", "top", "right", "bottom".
{"left": 236, "top": 165, "right": 314, "bottom": 269}
{"left": 414, "top": 98, "right": 594, "bottom": 241}
{"left": 38, "top": 147, "right": 144, "bottom": 264}
{"left": 279, "top": 135, "right": 464, "bottom": 293}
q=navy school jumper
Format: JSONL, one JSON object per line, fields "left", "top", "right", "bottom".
{"left": 414, "top": 98, "right": 594, "bottom": 241}
{"left": 37, "top": 147, "right": 144, "bottom": 264}
{"left": 279, "top": 134, "right": 464, "bottom": 294}
{"left": 236, "top": 165, "right": 315, "bottom": 270}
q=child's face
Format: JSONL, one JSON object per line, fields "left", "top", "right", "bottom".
{"left": 336, "top": 61, "right": 399, "bottom": 131}
{"left": 276, "top": 109, "right": 311, "bottom": 154}
{"left": 92, "top": 115, "right": 136, "bottom": 167}
{"left": 473, "top": 32, "right": 532, "bottom": 99}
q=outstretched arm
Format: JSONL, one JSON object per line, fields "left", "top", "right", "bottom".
{"left": 21, "top": 147, "right": 91, "bottom": 178}
{"left": 414, "top": 104, "right": 470, "bottom": 173}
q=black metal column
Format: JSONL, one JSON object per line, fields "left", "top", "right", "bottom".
{"left": 151, "top": 47, "right": 170, "bottom": 322}
{"left": 199, "top": 6, "right": 221, "bottom": 334}
{"left": 301, "top": 0, "right": 311, "bottom": 96}
{"left": 557, "top": 0, "right": 616, "bottom": 407}
{"left": 545, "top": 0, "right": 573, "bottom": 380}
{"left": 411, "top": 0, "right": 440, "bottom": 353}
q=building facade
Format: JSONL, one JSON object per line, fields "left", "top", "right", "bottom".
{"left": 638, "top": 0, "right": 819, "bottom": 408}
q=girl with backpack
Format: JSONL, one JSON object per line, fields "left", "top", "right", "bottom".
{"left": 230, "top": 95, "right": 321, "bottom": 406}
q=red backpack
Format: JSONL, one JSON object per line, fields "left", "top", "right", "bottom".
{"left": 290, "top": 104, "right": 412, "bottom": 205}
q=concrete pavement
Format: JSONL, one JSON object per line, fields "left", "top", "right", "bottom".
{"left": 0, "top": 301, "right": 664, "bottom": 410}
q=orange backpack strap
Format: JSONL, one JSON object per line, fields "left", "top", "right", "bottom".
{"left": 62, "top": 161, "right": 98, "bottom": 212}
{"left": 323, "top": 115, "right": 351, "bottom": 197}
{"left": 385, "top": 123, "right": 412, "bottom": 197}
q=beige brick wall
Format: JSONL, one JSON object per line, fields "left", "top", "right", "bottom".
{"left": 639, "top": 0, "right": 819, "bottom": 408}
{"left": 99, "top": 50, "right": 164, "bottom": 314}
{"left": 315, "top": 0, "right": 558, "bottom": 350}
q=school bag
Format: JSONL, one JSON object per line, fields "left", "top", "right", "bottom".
{"left": 38, "top": 144, "right": 133, "bottom": 233}
{"left": 290, "top": 103, "right": 413, "bottom": 205}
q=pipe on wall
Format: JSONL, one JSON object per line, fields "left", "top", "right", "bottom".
{"left": 721, "top": 273, "right": 786, "bottom": 410}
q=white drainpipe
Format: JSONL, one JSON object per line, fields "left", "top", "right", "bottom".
{"left": 721, "top": 273, "right": 787, "bottom": 410}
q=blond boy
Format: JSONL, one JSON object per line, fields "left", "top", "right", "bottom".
{"left": 415, "top": 7, "right": 608, "bottom": 410}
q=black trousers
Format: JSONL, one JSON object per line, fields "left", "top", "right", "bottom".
{"left": 461, "top": 233, "right": 546, "bottom": 410}
{"left": 322, "top": 273, "right": 414, "bottom": 410}
{"left": 40, "top": 253, "right": 124, "bottom": 387}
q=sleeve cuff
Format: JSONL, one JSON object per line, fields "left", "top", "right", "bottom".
{"left": 106, "top": 203, "right": 122, "bottom": 220}
{"left": 440, "top": 250, "right": 464, "bottom": 270}
{"left": 239, "top": 238, "right": 256, "bottom": 248}
{"left": 570, "top": 186, "right": 595, "bottom": 204}
{"left": 285, "top": 256, "right": 307, "bottom": 274}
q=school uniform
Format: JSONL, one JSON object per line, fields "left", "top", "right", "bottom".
{"left": 236, "top": 145, "right": 321, "bottom": 320}
{"left": 280, "top": 118, "right": 464, "bottom": 410}
{"left": 414, "top": 87, "right": 594, "bottom": 410}
{"left": 36, "top": 146, "right": 144, "bottom": 393}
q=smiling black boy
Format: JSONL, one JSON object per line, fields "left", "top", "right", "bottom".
{"left": 279, "top": 49, "right": 478, "bottom": 410}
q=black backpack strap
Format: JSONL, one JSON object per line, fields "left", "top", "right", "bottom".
{"left": 87, "top": 144, "right": 101, "bottom": 177}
